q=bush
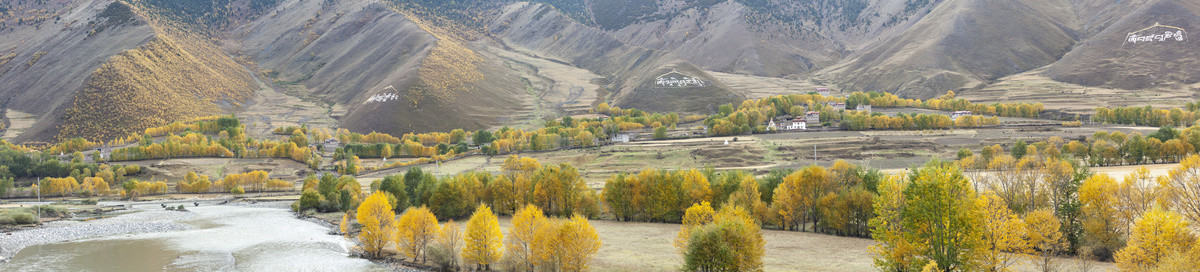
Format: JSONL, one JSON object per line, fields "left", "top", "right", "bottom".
{"left": 0, "top": 210, "right": 37, "bottom": 225}
{"left": 298, "top": 189, "right": 323, "bottom": 212}
{"left": 36, "top": 206, "right": 68, "bottom": 218}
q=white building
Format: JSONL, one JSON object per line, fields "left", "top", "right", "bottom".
{"left": 816, "top": 88, "right": 831, "bottom": 96}
{"left": 611, "top": 133, "right": 632, "bottom": 143}
{"left": 856, "top": 104, "right": 872, "bottom": 113}
{"left": 784, "top": 120, "right": 806, "bottom": 130}
{"left": 952, "top": 111, "right": 973, "bottom": 120}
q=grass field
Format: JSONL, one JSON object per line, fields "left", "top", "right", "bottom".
{"left": 495, "top": 217, "right": 1114, "bottom": 272}
{"left": 959, "top": 69, "right": 1200, "bottom": 115}
{"left": 1, "top": 109, "right": 36, "bottom": 141}
{"left": 237, "top": 76, "right": 338, "bottom": 140}
{"left": 117, "top": 157, "right": 312, "bottom": 184}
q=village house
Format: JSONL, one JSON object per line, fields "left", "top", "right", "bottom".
{"left": 611, "top": 133, "right": 633, "bottom": 143}
{"left": 784, "top": 119, "right": 806, "bottom": 130}
{"left": 816, "top": 88, "right": 831, "bottom": 97}
{"left": 856, "top": 104, "right": 872, "bottom": 113}
{"left": 952, "top": 111, "right": 973, "bottom": 120}
{"left": 322, "top": 138, "right": 341, "bottom": 153}
{"left": 826, "top": 101, "right": 847, "bottom": 110}
{"left": 806, "top": 111, "right": 821, "bottom": 125}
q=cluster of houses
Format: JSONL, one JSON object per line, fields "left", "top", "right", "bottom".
{"left": 763, "top": 89, "right": 880, "bottom": 131}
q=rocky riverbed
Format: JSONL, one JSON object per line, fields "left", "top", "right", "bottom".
{"left": 0, "top": 210, "right": 194, "bottom": 261}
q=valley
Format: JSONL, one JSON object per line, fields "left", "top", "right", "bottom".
{"left": 2, "top": 0, "right": 1200, "bottom": 271}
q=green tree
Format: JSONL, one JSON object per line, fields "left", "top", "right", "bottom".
{"left": 1011, "top": 140, "right": 1027, "bottom": 159}
{"left": 379, "top": 175, "right": 409, "bottom": 211}
{"left": 474, "top": 130, "right": 494, "bottom": 146}
{"left": 653, "top": 126, "right": 668, "bottom": 140}
{"left": 873, "top": 161, "right": 984, "bottom": 271}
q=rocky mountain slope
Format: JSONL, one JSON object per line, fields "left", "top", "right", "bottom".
{"left": 0, "top": 0, "right": 1196, "bottom": 143}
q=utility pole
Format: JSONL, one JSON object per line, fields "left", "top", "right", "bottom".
{"left": 813, "top": 145, "right": 818, "bottom": 162}
{"left": 36, "top": 177, "right": 40, "bottom": 225}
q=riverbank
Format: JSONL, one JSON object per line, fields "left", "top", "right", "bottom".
{"left": 0, "top": 209, "right": 194, "bottom": 261}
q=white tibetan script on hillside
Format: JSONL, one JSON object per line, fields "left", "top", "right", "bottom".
{"left": 364, "top": 85, "right": 400, "bottom": 104}
{"left": 1125, "top": 23, "right": 1188, "bottom": 45}
{"left": 655, "top": 71, "right": 705, "bottom": 88}
{"left": 365, "top": 93, "right": 399, "bottom": 104}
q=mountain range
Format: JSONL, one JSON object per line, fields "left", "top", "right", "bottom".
{"left": 0, "top": 0, "right": 1197, "bottom": 142}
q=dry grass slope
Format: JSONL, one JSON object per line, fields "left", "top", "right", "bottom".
{"left": 394, "top": 8, "right": 484, "bottom": 108}
{"left": 57, "top": 32, "right": 255, "bottom": 142}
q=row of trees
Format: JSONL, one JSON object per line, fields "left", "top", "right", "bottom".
{"left": 949, "top": 138, "right": 1200, "bottom": 270}
{"left": 972, "top": 126, "right": 1200, "bottom": 167}
{"left": 1094, "top": 105, "right": 1200, "bottom": 127}
{"left": 602, "top": 161, "right": 882, "bottom": 237}
{"left": 704, "top": 91, "right": 1040, "bottom": 136}
{"left": 368, "top": 156, "right": 601, "bottom": 220}
{"left": 354, "top": 193, "right": 602, "bottom": 271}
{"left": 0, "top": 141, "right": 141, "bottom": 181}
{"left": 176, "top": 171, "right": 292, "bottom": 194}
{"left": 109, "top": 132, "right": 236, "bottom": 161}
{"left": 842, "top": 112, "right": 999, "bottom": 131}
{"left": 921, "top": 91, "right": 1043, "bottom": 118}
{"left": 872, "top": 158, "right": 1200, "bottom": 271}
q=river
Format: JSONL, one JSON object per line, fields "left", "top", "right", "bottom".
{"left": 1, "top": 204, "right": 384, "bottom": 271}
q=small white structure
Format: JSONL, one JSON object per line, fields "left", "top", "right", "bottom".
{"left": 784, "top": 120, "right": 806, "bottom": 130}
{"left": 322, "top": 138, "right": 341, "bottom": 153}
{"left": 768, "top": 119, "right": 778, "bottom": 130}
{"left": 952, "top": 111, "right": 973, "bottom": 120}
{"left": 806, "top": 111, "right": 821, "bottom": 125}
{"left": 96, "top": 147, "right": 112, "bottom": 160}
{"left": 611, "top": 133, "right": 633, "bottom": 143}
{"left": 856, "top": 104, "right": 872, "bottom": 113}
{"left": 816, "top": 88, "right": 831, "bottom": 96}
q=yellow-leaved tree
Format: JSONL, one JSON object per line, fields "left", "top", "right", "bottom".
{"left": 978, "top": 193, "right": 1026, "bottom": 271}
{"left": 339, "top": 212, "right": 351, "bottom": 237}
{"left": 1024, "top": 209, "right": 1066, "bottom": 271}
{"left": 463, "top": 204, "right": 504, "bottom": 271}
{"left": 1079, "top": 174, "right": 1124, "bottom": 259}
{"left": 1114, "top": 206, "right": 1197, "bottom": 271}
{"left": 429, "top": 220, "right": 464, "bottom": 270}
{"left": 1166, "top": 154, "right": 1200, "bottom": 224}
{"left": 553, "top": 215, "right": 602, "bottom": 272}
{"left": 674, "top": 201, "right": 716, "bottom": 254}
{"left": 681, "top": 206, "right": 764, "bottom": 272}
{"left": 507, "top": 204, "right": 548, "bottom": 271}
{"left": 397, "top": 206, "right": 440, "bottom": 263}
{"left": 357, "top": 191, "right": 397, "bottom": 259}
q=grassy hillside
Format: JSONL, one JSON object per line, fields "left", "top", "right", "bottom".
{"left": 1046, "top": 0, "right": 1200, "bottom": 90}
{"left": 492, "top": 2, "right": 743, "bottom": 114}
{"left": 58, "top": 32, "right": 255, "bottom": 142}
{"left": 817, "top": 0, "right": 1079, "bottom": 99}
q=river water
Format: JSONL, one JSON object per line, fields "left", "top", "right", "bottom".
{"left": 1, "top": 205, "right": 383, "bottom": 271}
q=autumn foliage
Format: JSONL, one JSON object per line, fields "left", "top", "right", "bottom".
{"left": 358, "top": 192, "right": 398, "bottom": 259}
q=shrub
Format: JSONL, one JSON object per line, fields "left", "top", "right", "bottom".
{"left": 298, "top": 189, "right": 322, "bottom": 212}
{"left": 0, "top": 210, "right": 37, "bottom": 225}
